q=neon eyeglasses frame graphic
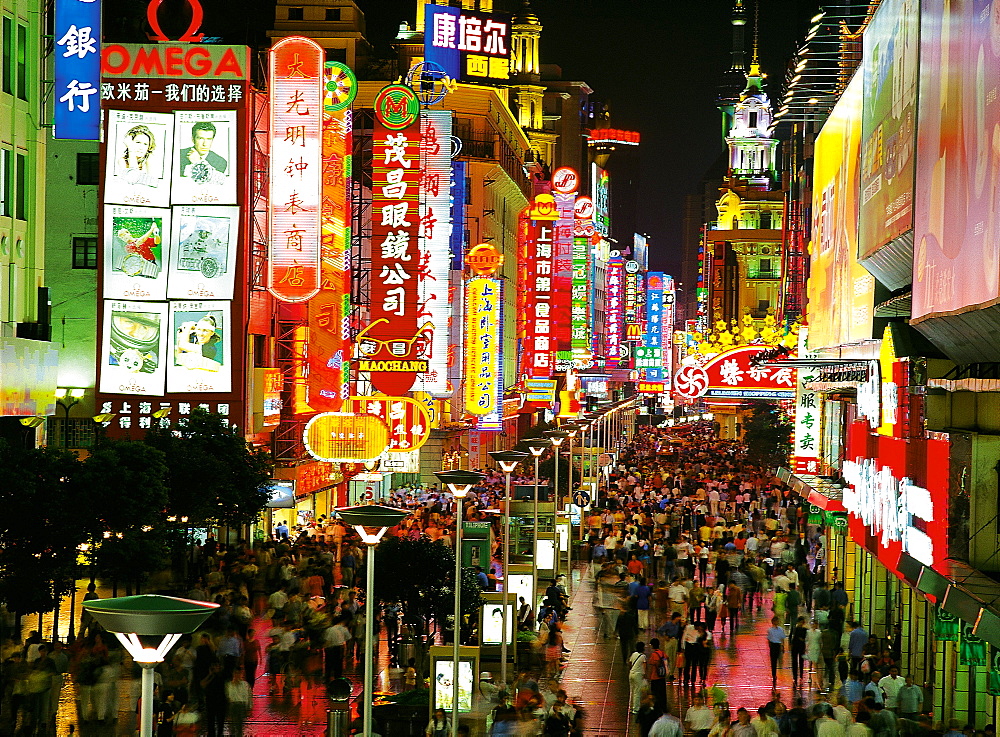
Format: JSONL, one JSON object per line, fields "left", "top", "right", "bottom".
{"left": 355, "top": 318, "right": 434, "bottom": 359}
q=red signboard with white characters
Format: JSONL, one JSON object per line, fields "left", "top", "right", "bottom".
{"left": 267, "top": 36, "right": 323, "bottom": 303}
{"left": 360, "top": 92, "right": 426, "bottom": 395}
{"left": 672, "top": 345, "right": 797, "bottom": 402}
{"left": 519, "top": 208, "right": 556, "bottom": 378}
{"left": 552, "top": 192, "right": 575, "bottom": 356}
{"left": 345, "top": 395, "right": 431, "bottom": 452}
{"left": 843, "top": 421, "right": 950, "bottom": 573}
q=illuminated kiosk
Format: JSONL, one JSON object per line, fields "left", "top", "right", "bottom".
{"left": 487, "top": 449, "right": 528, "bottom": 687}
{"left": 434, "top": 469, "right": 486, "bottom": 737}
{"left": 82, "top": 595, "right": 219, "bottom": 737}
{"left": 336, "top": 504, "right": 409, "bottom": 737}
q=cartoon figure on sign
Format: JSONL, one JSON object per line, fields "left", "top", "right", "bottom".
{"left": 109, "top": 311, "right": 161, "bottom": 374}
{"left": 117, "top": 348, "right": 154, "bottom": 373}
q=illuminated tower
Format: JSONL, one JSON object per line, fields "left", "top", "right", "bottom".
{"left": 725, "top": 55, "right": 778, "bottom": 185}
{"left": 717, "top": 0, "right": 749, "bottom": 140}
{"left": 510, "top": 0, "right": 555, "bottom": 165}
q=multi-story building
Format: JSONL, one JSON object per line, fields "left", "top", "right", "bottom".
{"left": 0, "top": 0, "right": 58, "bottom": 446}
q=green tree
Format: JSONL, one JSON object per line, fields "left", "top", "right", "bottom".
{"left": 742, "top": 400, "right": 793, "bottom": 468}
{"left": 372, "top": 536, "right": 484, "bottom": 643}
{"left": 144, "top": 409, "right": 273, "bottom": 527}
{"left": 0, "top": 440, "right": 85, "bottom": 616}
{"left": 77, "top": 440, "right": 171, "bottom": 593}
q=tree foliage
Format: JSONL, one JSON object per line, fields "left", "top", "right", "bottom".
{"left": 0, "top": 440, "right": 87, "bottom": 615}
{"left": 742, "top": 400, "right": 793, "bottom": 468}
{"left": 144, "top": 409, "right": 273, "bottom": 526}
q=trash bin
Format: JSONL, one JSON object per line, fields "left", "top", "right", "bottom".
{"left": 397, "top": 634, "right": 417, "bottom": 670}
{"left": 326, "top": 677, "right": 352, "bottom": 737}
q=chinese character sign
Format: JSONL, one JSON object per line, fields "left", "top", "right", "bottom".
{"left": 571, "top": 235, "right": 590, "bottom": 360}
{"left": 519, "top": 208, "right": 555, "bottom": 379}
{"left": 645, "top": 272, "right": 664, "bottom": 381}
{"left": 417, "top": 110, "right": 454, "bottom": 396}
{"left": 360, "top": 86, "right": 425, "bottom": 395}
{"left": 604, "top": 256, "right": 625, "bottom": 367}
{"left": 307, "top": 61, "right": 354, "bottom": 414}
{"left": 663, "top": 276, "right": 675, "bottom": 389}
{"left": 424, "top": 5, "right": 511, "bottom": 84}
{"left": 345, "top": 396, "right": 431, "bottom": 452}
{"left": 465, "top": 277, "right": 501, "bottom": 416}
{"left": 55, "top": 0, "right": 101, "bottom": 139}
{"left": 794, "top": 367, "right": 820, "bottom": 474}
{"left": 552, "top": 192, "right": 575, "bottom": 354}
{"left": 268, "top": 36, "right": 323, "bottom": 303}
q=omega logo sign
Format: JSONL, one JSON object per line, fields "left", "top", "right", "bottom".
{"left": 841, "top": 457, "right": 935, "bottom": 566}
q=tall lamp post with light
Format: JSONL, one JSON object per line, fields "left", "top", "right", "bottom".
{"left": 543, "top": 430, "right": 569, "bottom": 583}
{"left": 82, "top": 595, "right": 219, "bottom": 737}
{"left": 488, "top": 449, "right": 528, "bottom": 687}
{"left": 435, "top": 469, "right": 486, "bottom": 737}
{"left": 524, "top": 439, "right": 550, "bottom": 600}
{"left": 336, "top": 504, "right": 410, "bottom": 737}
{"left": 561, "top": 424, "right": 580, "bottom": 580}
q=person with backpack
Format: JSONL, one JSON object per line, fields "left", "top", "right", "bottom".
{"left": 646, "top": 638, "right": 667, "bottom": 710}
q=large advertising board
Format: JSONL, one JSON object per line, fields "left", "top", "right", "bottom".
{"left": 604, "top": 255, "right": 624, "bottom": 366}
{"left": 99, "top": 301, "right": 169, "bottom": 396}
{"left": 423, "top": 4, "right": 512, "bottom": 85}
{"left": 912, "top": 0, "right": 1000, "bottom": 328}
{"left": 168, "top": 205, "right": 239, "bottom": 299}
{"left": 465, "top": 277, "right": 502, "bottom": 416}
{"left": 104, "top": 110, "right": 175, "bottom": 207}
{"left": 807, "top": 74, "right": 875, "bottom": 350}
{"left": 859, "top": 0, "right": 917, "bottom": 264}
{"left": 103, "top": 205, "right": 171, "bottom": 300}
{"left": 519, "top": 202, "right": 557, "bottom": 379}
{"left": 167, "top": 300, "right": 232, "bottom": 393}
{"left": 172, "top": 110, "right": 238, "bottom": 205}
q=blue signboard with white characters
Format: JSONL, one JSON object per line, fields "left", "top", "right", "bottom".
{"left": 424, "top": 4, "right": 462, "bottom": 82}
{"left": 644, "top": 272, "right": 664, "bottom": 381}
{"left": 54, "top": 0, "right": 101, "bottom": 139}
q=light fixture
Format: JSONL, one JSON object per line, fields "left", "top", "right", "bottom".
{"left": 434, "top": 469, "right": 486, "bottom": 737}
{"left": 152, "top": 407, "right": 172, "bottom": 419}
{"left": 19, "top": 416, "right": 45, "bottom": 428}
{"left": 489, "top": 449, "right": 529, "bottom": 474}
{"left": 93, "top": 413, "right": 117, "bottom": 423}
{"left": 83, "top": 595, "right": 219, "bottom": 737}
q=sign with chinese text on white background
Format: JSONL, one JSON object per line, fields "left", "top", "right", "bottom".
{"left": 55, "top": 0, "right": 101, "bottom": 139}
{"left": 267, "top": 36, "right": 323, "bottom": 303}
{"left": 793, "top": 365, "right": 820, "bottom": 474}
{"left": 604, "top": 255, "right": 624, "bottom": 367}
{"left": 465, "top": 277, "right": 502, "bottom": 416}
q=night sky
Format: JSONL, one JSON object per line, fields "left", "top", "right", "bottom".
{"left": 358, "top": 0, "right": 816, "bottom": 273}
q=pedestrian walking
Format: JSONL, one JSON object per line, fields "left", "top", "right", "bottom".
{"left": 628, "top": 642, "right": 648, "bottom": 714}
{"left": 766, "top": 617, "right": 786, "bottom": 686}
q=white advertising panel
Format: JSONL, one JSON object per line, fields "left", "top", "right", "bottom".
{"left": 99, "top": 300, "right": 168, "bottom": 396}
{"left": 167, "top": 300, "right": 232, "bottom": 393}
{"left": 171, "top": 110, "right": 237, "bottom": 205}
{"left": 104, "top": 110, "right": 174, "bottom": 207}
{"left": 168, "top": 205, "right": 239, "bottom": 299}
{"left": 481, "top": 602, "right": 514, "bottom": 646}
{"left": 103, "top": 205, "right": 171, "bottom": 300}
{"left": 433, "top": 659, "right": 473, "bottom": 712}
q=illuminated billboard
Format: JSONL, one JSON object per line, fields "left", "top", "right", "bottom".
{"left": 167, "top": 301, "right": 232, "bottom": 393}
{"left": 104, "top": 110, "right": 175, "bottom": 208}
{"left": 604, "top": 255, "right": 624, "bottom": 366}
{"left": 911, "top": 0, "right": 1000, "bottom": 358}
{"left": 54, "top": 0, "right": 101, "bottom": 140}
{"left": 172, "top": 110, "right": 238, "bottom": 205}
{"left": 859, "top": 0, "right": 917, "bottom": 272}
{"left": 807, "top": 74, "right": 875, "bottom": 350}
{"left": 99, "top": 301, "right": 169, "bottom": 396}
{"left": 424, "top": 4, "right": 511, "bottom": 85}
{"left": 519, "top": 205, "right": 556, "bottom": 379}
{"left": 167, "top": 205, "right": 239, "bottom": 299}
{"left": 103, "top": 205, "right": 171, "bottom": 300}
{"left": 552, "top": 191, "right": 575, "bottom": 359}
{"left": 571, "top": 235, "right": 590, "bottom": 363}
{"left": 363, "top": 85, "right": 426, "bottom": 395}
{"left": 645, "top": 272, "right": 664, "bottom": 381}
{"left": 267, "top": 37, "right": 323, "bottom": 303}
{"left": 417, "top": 110, "right": 454, "bottom": 396}
{"left": 345, "top": 395, "right": 431, "bottom": 452}
{"left": 303, "top": 412, "right": 390, "bottom": 463}
{"left": 592, "top": 164, "right": 610, "bottom": 237}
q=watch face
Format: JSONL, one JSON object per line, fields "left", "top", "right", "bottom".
{"left": 122, "top": 253, "right": 146, "bottom": 276}
{"left": 200, "top": 257, "right": 220, "bottom": 278}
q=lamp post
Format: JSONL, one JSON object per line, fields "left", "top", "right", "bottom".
{"left": 524, "top": 439, "right": 550, "bottom": 611}
{"left": 562, "top": 425, "right": 580, "bottom": 579}
{"left": 336, "top": 504, "right": 410, "bottom": 737}
{"left": 543, "top": 430, "right": 569, "bottom": 582}
{"left": 574, "top": 421, "right": 591, "bottom": 557}
{"left": 488, "top": 449, "right": 528, "bottom": 688}
{"left": 82, "top": 595, "right": 219, "bottom": 737}
{"left": 435, "top": 469, "right": 486, "bottom": 737}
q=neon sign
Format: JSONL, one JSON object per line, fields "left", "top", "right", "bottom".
{"left": 424, "top": 5, "right": 511, "bottom": 84}
{"left": 267, "top": 36, "right": 323, "bottom": 303}
{"left": 465, "top": 277, "right": 502, "bottom": 416}
{"left": 520, "top": 205, "right": 555, "bottom": 379}
{"left": 55, "top": 0, "right": 101, "bottom": 140}
{"left": 604, "top": 255, "right": 624, "bottom": 365}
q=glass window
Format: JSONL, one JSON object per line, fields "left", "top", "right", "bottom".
{"left": 287, "top": 7, "right": 304, "bottom": 20}
{"left": 76, "top": 152, "right": 99, "bottom": 185}
{"left": 325, "top": 7, "right": 340, "bottom": 20}
{"left": 0, "top": 149, "right": 9, "bottom": 217}
{"left": 16, "top": 23, "right": 26, "bottom": 101}
{"left": 1, "top": 17, "right": 10, "bottom": 95}
{"left": 14, "top": 153, "right": 25, "bottom": 220}
{"left": 72, "top": 237, "right": 98, "bottom": 268}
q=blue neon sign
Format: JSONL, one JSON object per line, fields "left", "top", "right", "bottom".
{"left": 54, "top": 0, "right": 101, "bottom": 140}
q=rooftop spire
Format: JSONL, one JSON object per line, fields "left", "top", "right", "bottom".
{"left": 729, "top": 0, "right": 747, "bottom": 72}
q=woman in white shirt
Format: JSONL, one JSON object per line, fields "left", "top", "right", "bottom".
{"left": 628, "top": 641, "right": 648, "bottom": 714}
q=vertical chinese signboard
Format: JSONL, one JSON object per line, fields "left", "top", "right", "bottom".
{"left": 362, "top": 84, "right": 425, "bottom": 395}
{"left": 465, "top": 277, "right": 502, "bottom": 416}
{"left": 96, "top": 41, "right": 251, "bottom": 434}
{"left": 306, "top": 61, "right": 355, "bottom": 413}
{"left": 519, "top": 198, "right": 558, "bottom": 379}
{"left": 418, "top": 109, "right": 454, "bottom": 396}
{"left": 268, "top": 36, "right": 323, "bottom": 303}
{"left": 793, "top": 367, "right": 820, "bottom": 474}
{"left": 55, "top": 0, "right": 101, "bottom": 139}
{"left": 552, "top": 191, "right": 575, "bottom": 363}
{"left": 645, "top": 272, "right": 664, "bottom": 381}
{"left": 571, "top": 234, "right": 590, "bottom": 364}
{"left": 663, "top": 275, "right": 676, "bottom": 390}
{"left": 604, "top": 255, "right": 624, "bottom": 367}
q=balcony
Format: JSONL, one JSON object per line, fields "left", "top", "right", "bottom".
{"left": 746, "top": 269, "right": 779, "bottom": 280}
{"left": 457, "top": 136, "right": 496, "bottom": 160}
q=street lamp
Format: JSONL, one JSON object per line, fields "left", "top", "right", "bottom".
{"left": 336, "top": 504, "right": 410, "bottom": 737}
{"left": 524, "top": 439, "right": 550, "bottom": 607}
{"left": 488, "top": 449, "right": 528, "bottom": 687}
{"left": 435, "top": 469, "right": 486, "bottom": 737}
{"left": 561, "top": 425, "right": 580, "bottom": 583}
{"left": 82, "top": 595, "right": 219, "bottom": 737}
{"left": 543, "top": 430, "right": 569, "bottom": 586}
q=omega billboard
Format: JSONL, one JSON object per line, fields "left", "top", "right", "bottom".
{"left": 95, "top": 41, "right": 252, "bottom": 435}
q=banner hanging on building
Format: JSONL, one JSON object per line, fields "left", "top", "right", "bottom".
{"left": 55, "top": 0, "right": 101, "bottom": 140}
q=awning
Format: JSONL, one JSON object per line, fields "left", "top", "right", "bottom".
{"left": 898, "top": 552, "right": 1000, "bottom": 649}
{"left": 777, "top": 467, "right": 846, "bottom": 512}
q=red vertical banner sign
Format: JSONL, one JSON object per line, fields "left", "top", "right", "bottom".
{"left": 518, "top": 198, "right": 559, "bottom": 379}
{"left": 605, "top": 255, "right": 624, "bottom": 368}
{"left": 361, "top": 85, "right": 425, "bottom": 395}
{"left": 268, "top": 36, "right": 323, "bottom": 303}
{"left": 552, "top": 191, "right": 575, "bottom": 357}
{"left": 306, "top": 61, "right": 355, "bottom": 412}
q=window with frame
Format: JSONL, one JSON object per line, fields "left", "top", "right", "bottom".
{"left": 16, "top": 23, "right": 27, "bottom": 101}
{"left": 14, "top": 153, "right": 25, "bottom": 220}
{"left": 1, "top": 17, "right": 11, "bottom": 95}
{"left": 76, "top": 152, "right": 99, "bottom": 185}
{"left": 72, "top": 237, "right": 98, "bottom": 269}
{"left": 0, "top": 149, "right": 9, "bottom": 217}
{"left": 325, "top": 8, "right": 340, "bottom": 20}
{"left": 287, "top": 7, "right": 304, "bottom": 20}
